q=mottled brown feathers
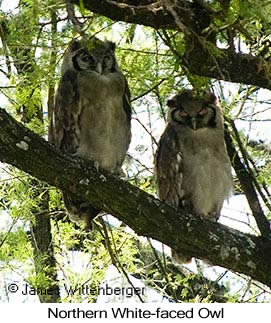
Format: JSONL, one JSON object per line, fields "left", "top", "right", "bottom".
{"left": 49, "top": 37, "right": 132, "bottom": 227}
{"left": 154, "top": 90, "right": 233, "bottom": 263}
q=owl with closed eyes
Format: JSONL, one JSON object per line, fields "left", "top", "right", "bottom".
{"left": 154, "top": 90, "right": 232, "bottom": 263}
{"left": 49, "top": 37, "right": 132, "bottom": 227}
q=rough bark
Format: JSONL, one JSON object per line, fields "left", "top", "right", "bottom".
{"left": 1, "top": 108, "right": 271, "bottom": 288}
{"left": 71, "top": 0, "right": 271, "bottom": 89}
{"left": 30, "top": 188, "right": 60, "bottom": 303}
{"left": 72, "top": 0, "right": 207, "bottom": 30}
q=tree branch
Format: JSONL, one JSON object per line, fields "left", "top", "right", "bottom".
{"left": 72, "top": 0, "right": 172, "bottom": 29}
{"left": 0, "top": 108, "right": 271, "bottom": 287}
{"left": 224, "top": 125, "right": 271, "bottom": 238}
{"left": 71, "top": 0, "right": 271, "bottom": 89}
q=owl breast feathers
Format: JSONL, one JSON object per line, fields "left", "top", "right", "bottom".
{"left": 49, "top": 37, "right": 132, "bottom": 227}
{"left": 154, "top": 90, "right": 233, "bottom": 263}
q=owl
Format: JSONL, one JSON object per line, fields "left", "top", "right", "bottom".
{"left": 49, "top": 37, "right": 132, "bottom": 227}
{"left": 154, "top": 90, "right": 233, "bottom": 263}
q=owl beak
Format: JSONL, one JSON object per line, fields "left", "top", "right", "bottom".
{"left": 191, "top": 117, "right": 197, "bottom": 130}
{"left": 96, "top": 62, "right": 102, "bottom": 74}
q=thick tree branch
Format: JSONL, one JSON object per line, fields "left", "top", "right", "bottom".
{"left": 71, "top": 0, "right": 271, "bottom": 89}
{"left": 184, "top": 49, "right": 271, "bottom": 90}
{"left": 0, "top": 108, "right": 271, "bottom": 287}
{"left": 72, "top": 0, "right": 173, "bottom": 29}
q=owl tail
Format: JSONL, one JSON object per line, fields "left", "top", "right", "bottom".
{"left": 62, "top": 193, "right": 101, "bottom": 229}
{"left": 171, "top": 249, "right": 192, "bottom": 264}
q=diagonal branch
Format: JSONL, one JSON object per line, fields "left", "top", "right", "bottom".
{"left": 0, "top": 108, "right": 271, "bottom": 287}
{"left": 224, "top": 125, "right": 271, "bottom": 238}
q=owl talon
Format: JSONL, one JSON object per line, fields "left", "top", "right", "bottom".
{"left": 118, "top": 168, "right": 126, "bottom": 178}
{"left": 172, "top": 249, "right": 192, "bottom": 265}
{"left": 94, "top": 161, "right": 100, "bottom": 172}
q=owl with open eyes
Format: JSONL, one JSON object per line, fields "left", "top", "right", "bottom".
{"left": 49, "top": 37, "right": 131, "bottom": 227}
{"left": 154, "top": 90, "right": 233, "bottom": 263}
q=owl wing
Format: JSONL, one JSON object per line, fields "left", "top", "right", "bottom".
{"left": 49, "top": 70, "right": 81, "bottom": 154}
{"left": 48, "top": 70, "right": 101, "bottom": 225}
{"left": 155, "top": 127, "right": 192, "bottom": 263}
{"left": 154, "top": 125, "right": 184, "bottom": 207}
{"left": 123, "top": 77, "right": 132, "bottom": 123}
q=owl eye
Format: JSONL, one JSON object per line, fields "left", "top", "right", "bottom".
{"left": 198, "top": 107, "right": 209, "bottom": 116}
{"left": 81, "top": 53, "right": 94, "bottom": 63}
{"left": 102, "top": 53, "right": 114, "bottom": 73}
{"left": 179, "top": 110, "right": 189, "bottom": 117}
{"left": 171, "top": 109, "right": 188, "bottom": 123}
{"left": 103, "top": 54, "right": 112, "bottom": 64}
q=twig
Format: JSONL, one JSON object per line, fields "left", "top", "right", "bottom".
{"left": 240, "top": 106, "right": 271, "bottom": 119}
{"left": 0, "top": 216, "right": 20, "bottom": 249}
{"left": 132, "top": 116, "right": 158, "bottom": 146}
{"left": 162, "top": 0, "right": 226, "bottom": 80}
{"left": 66, "top": 0, "right": 86, "bottom": 37}
{"left": 230, "top": 120, "right": 271, "bottom": 212}
{"left": 234, "top": 86, "right": 259, "bottom": 118}
{"left": 162, "top": 0, "right": 189, "bottom": 34}
{"left": 99, "top": 218, "right": 145, "bottom": 303}
{"left": 147, "top": 238, "right": 179, "bottom": 302}
{"left": 224, "top": 123, "right": 271, "bottom": 238}
{"left": 126, "top": 153, "right": 153, "bottom": 174}
{"left": 120, "top": 47, "right": 172, "bottom": 56}
{"left": 132, "top": 78, "right": 167, "bottom": 102}
{"left": 240, "top": 278, "right": 252, "bottom": 302}
{"left": 237, "top": 118, "right": 271, "bottom": 122}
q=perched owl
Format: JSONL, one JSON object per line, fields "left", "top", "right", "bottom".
{"left": 154, "top": 90, "right": 232, "bottom": 263}
{"left": 49, "top": 37, "right": 132, "bottom": 227}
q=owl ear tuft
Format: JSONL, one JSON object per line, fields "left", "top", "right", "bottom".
{"left": 108, "top": 41, "right": 116, "bottom": 51}
{"left": 204, "top": 92, "right": 217, "bottom": 105}
{"left": 70, "top": 40, "right": 81, "bottom": 52}
{"left": 167, "top": 98, "right": 176, "bottom": 108}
